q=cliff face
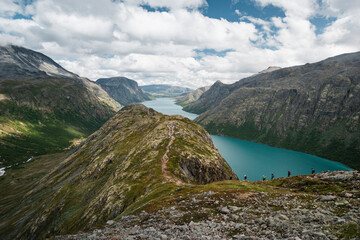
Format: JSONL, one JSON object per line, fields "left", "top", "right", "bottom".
{"left": 96, "top": 77, "right": 150, "bottom": 105}
{"left": 10, "top": 104, "right": 236, "bottom": 239}
{"left": 175, "top": 86, "right": 210, "bottom": 108}
{"left": 187, "top": 52, "right": 360, "bottom": 169}
{"left": 0, "top": 45, "right": 77, "bottom": 79}
{"left": 0, "top": 45, "right": 118, "bottom": 167}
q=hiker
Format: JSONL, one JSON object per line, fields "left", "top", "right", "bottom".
{"left": 288, "top": 171, "right": 291, "bottom": 177}
{"left": 271, "top": 173, "right": 274, "bottom": 180}
{"left": 312, "top": 168, "right": 315, "bottom": 175}
{"left": 263, "top": 175, "right": 266, "bottom": 181}
{"left": 244, "top": 175, "right": 247, "bottom": 181}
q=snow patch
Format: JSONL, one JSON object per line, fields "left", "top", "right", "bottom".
{"left": 0, "top": 167, "right": 5, "bottom": 177}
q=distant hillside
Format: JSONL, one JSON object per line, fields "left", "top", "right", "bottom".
{"left": 97, "top": 77, "right": 150, "bottom": 105}
{"left": 141, "top": 84, "right": 192, "bottom": 97}
{"left": 176, "top": 86, "right": 210, "bottom": 108}
{"left": 0, "top": 45, "right": 119, "bottom": 167}
{"left": 186, "top": 51, "right": 360, "bottom": 169}
{"left": 1, "top": 104, "right": 237, "bottom": 239}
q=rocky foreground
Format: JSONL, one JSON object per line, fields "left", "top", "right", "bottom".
{"left": 57, "top": 171, "right": 360, "bottom": 240}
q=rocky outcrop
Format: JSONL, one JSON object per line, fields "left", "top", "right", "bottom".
{"left": 187, "top": 51, "right": 360, "bottom": 169}
{"left": 56, "top": 171, "right": 360, "bottom": 240}
{"left": 184, "top": 80, "right": 234, "bottom": 114}
{"left": 0, "top": 45, "right": 77, "bottom": 79}
{"left": 96, "top": 77, "right": 150, "bottom": 105}
{"left": 175, "top": 86, "right": 210, "bottom": 108}
{"left": 141, "top": 84, "right": 192, "bottom": 97}
{"left": 8, "top": 104, "right": 236, "bottom": 239}
{"left": 0, "top": 45, "right": 118, "bottom": 167}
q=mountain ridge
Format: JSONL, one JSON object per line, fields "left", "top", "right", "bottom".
{"left": 141, "top": 84, "right": 192, "bottom": 97}
{"left": 2, "top": 104, "right": 237, "bottom": 239}
{"left": 0, "top": 45, "right": 119, "bottom": 167}
{"left": 96, "top": 76, "right": 150, "bottom": 105}
{"left": 186, "top": 51, "right": 360, "bottom": 169}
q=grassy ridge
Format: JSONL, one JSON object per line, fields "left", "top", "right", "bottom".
{"left": 0, "top": 78, "right": 115, "bottom": 167}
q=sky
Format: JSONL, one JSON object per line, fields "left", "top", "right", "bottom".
{"left": 0, "top": 0, "right": 359, "bottom": 88}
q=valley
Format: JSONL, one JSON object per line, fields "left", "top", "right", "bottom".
{"left": 0, "top": 46, "right": 359, "bottom": 239}
{"left": 143, "top": 98, "right": 352, "bottom": 181}
{"left": 1, "top": 0, "right": 360, "bottom": 238}
{"left": 185, "top": 52, "right": 360, "bottom": 169}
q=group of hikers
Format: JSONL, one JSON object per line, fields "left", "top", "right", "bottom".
{"left": 243, "top": 168, "right": 316, "bottom": 181}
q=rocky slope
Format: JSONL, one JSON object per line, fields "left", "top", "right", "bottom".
{"left": 186, "top": 52, "right": 360, "bottom": 169}
{"left": 96, "top": 77, "right": 150, "bottom": 105}
{"left": 58, "top": 170, "right": 360, "bottom": 240}
{"left": 1, "top": 104, "right": 237, "bottom": 239}
{"left": 0, "top": 45, "right": 118, "bottom": 167}
{"left": 176, "top": 86, "right": 210, "bottom": 108}
{"left": 141, "top": 84, "right": 192, "bottom": 97}
{"left": 0, "top": 45, "right": 76, "bottom": 79}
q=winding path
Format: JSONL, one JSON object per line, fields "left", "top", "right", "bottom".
{"left": 161, "top": 121, "right": 184, "bottom": 186}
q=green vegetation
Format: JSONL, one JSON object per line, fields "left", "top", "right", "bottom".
{"left": 0, "top": 78, "right": 115, "bottom": 167}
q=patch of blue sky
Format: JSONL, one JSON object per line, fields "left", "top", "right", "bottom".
{"left": 194, "top": 48, "right": 234, "bottom": 60}
{"left": 13, "top": 13, "right": 33, "bottom": 20}
{"left": 102, "top": 53, "right": 115, "bottom": 59}
{"left": 10, "top": 0, "right": 34, "bottom": 20}
{"left": 140, "top": 4, "right": 170, "bottom": 13}
{"left": 250, "top": 39, "right": 278, "bottom": 50}
{"left": 203, "top": 0, "right": 285, "bottom": 22}
{"left": 310, "top": 16, "right": 337, "bottom": 35}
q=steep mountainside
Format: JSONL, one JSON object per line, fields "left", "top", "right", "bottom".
{"left": 0, "top": 45, "right": 77, "bottom": 79}
{"left": 141, "top": 84, "right": 192, "bottom": 97}
{"left": 1, "top": 104, "right": 237, "bottom": 239}
{"left": 187, "top": 52, "right": 360, "bottom": 169}
{"left": 0, "top": 45, "right": 118, "bottom": 167}
{"left": 175, "top": 86, "right": 210, "bottom": 108}
{"left": 96, "top": 77, "right": 150, "bottom": 105}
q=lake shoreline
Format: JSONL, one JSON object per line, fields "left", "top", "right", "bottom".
{"left": 143, "top": 98, "right": 352, "bottom": 181}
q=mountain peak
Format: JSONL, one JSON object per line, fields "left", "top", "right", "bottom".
{"left": 96, "top": 76, "right": 150, "bottom": 105}
{"left": 14, "top": 104, "right": 237, "bottom": 238}
{"left": 0, "top": 45, "right": 77, "bottom": 79}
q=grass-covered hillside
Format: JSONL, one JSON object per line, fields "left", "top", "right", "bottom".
{"left": 0, "top": 104, "right": 237, "bottom": 239}
{"left": 0, "top": 45, "right": 119, "bottom": 168}
{"left": 187, "top": 52, "right": 360, "bottom": 169}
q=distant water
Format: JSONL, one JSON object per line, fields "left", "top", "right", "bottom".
{"left": 143, "top": 98, "right": 199, "bottom": 120}
{"left": 143, "top": 98, "right": 352, "bottom": 181}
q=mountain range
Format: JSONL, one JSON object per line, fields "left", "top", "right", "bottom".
{"left": 97, "top": 77, "right": 150, "bottom": 105}
{"left": 1, "top": 104, "right": 237, "bottom": 239}
{"left": 141, "top": 84, "right": 192, "bottom": 97}
{"left": 0, "top": 46, "right": 149, "bottom": 167}
{"left": 186, "top": 52, "right": 360, "bottom": 169}
{"left": 176, "top": 86, "right": 210, "bottom": 108}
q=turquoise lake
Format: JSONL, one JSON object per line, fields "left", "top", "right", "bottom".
{"left": 143, "top": 98, "right": 352, "bottom": 181}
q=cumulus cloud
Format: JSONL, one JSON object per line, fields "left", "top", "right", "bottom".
{"left": 0, "top": 0, "right": 359, "bottom": 88}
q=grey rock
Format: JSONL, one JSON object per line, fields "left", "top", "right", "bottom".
{"left": 320, "top": 195, "right": 337, "bottom": 201}
{"left": 106, "top": 220, "right": 115, "bottom": 225}
{"left": 97, "top": 77, "right": 150, "bottom": 105}
{"left": 219, "top": 207, "right": 230, "bottom": 214}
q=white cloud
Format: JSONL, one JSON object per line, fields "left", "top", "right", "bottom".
{"left": 0, "top": 0, "right": 21, "bottom": 17}
{"left": 0, "top": 0, "right": 359, "bottom": 88}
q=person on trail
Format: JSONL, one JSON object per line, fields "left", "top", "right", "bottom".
{"left": 244, "top": 175, "right": 247, "bottom": 181}
{"left": 263, "top": 175, "right": 266, "bottom": 181}
{"left": 288, "top": 171, "right": 291, "bottom": 177}
{"left": 271, "top": 173, "right": 274, "bottom": 180}
{"left": 311, "top": 168, "right": 315, "bottom": 175}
